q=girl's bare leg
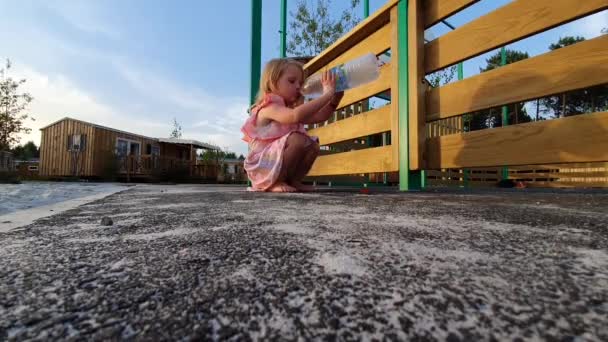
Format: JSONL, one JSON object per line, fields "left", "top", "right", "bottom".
{"left": 287, "top": 141, "right": 319, "bottom": 191}
{"left": 268, "top": 133, "right": 309, "bottom": 192}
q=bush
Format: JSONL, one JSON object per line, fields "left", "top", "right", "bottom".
{"left": 0, "top": 171, "right": 21, "bottom": 184}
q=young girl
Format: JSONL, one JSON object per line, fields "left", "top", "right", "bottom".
{"left": 241, "top": 58, "right": 344, "bottom": 192}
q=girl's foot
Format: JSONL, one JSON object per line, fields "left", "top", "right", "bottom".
{"left": 289, "top": 181, "right": 316, "bottom": 192}
{"left": 268, "top": 182, "right": 297, "bottom": 192}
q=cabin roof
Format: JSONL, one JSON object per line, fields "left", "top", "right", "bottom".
{"left": 157, "top": 138, "right": 218, "bottom": 150}
{"left": 39, "top": 117, "right": 218, "bottom": 149}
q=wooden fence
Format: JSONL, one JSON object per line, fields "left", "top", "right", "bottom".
{"left": 305, "top": 0, "right": 608, "bottom": 190}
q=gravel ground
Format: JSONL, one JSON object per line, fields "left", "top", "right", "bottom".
{"left": 1, "top": 184, "right": 607, "bottom": 341}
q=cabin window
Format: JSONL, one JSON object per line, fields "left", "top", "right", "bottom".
{"left": 67, "top": 134, "right": 87, "bottom": 151}
{"left": 151, "top": 146, "right": 160, "bottom": 156}
{"left": 116, "top": 139, "right": 129, "bottom": 157}
{"left": 116, "top": 138, "right": 141, "bottom": 156}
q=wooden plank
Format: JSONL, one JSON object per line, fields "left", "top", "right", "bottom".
{"left": 49, "top": 124, "right": 55, "bottom": 175}
{"left": 87, "top": 124, "right": 94, "bottom": 176}
{"left": 307, "top": 105, "right": 391, "bottom": 146}
{"left": 423, "top": 0, "right": 479, "bottom": 28}
{"left": 337, "top": 62, "right": 391, "bottom": 109}
{"left": 526, "top": 181, "right": 608, "bottom": 188}
{"left": 304, "top": 0, "right": 398, "bottom": 75}
{"left": 426, "top": 111, "right": 608, "bottom": 169}
{"left": 427, "top": 35, "right": 608, "bottom": 121}
{"left": 307, "top": 145, "right": 396, "bottom": 176}
{"left": 408, "top": 0, "right": 426, "bottom": 170}
{"left": 509, "top": 162, "right": 608, "bottom": 170}
{"left": 39, "top": 130, "right": 46, "bottom": 175}
{"left": 60, "top": 120, "right": 67, "bottom": 176}
{"left": 425, "top": 0, "right": 608, "bottom": 73}
{"left": 390, "top": 7, "right": 400, "bottom": 172}
{"left": 510, "top": 171, "right": 608, "bottom": 178}
{"left": 307, "top": 23, "right": 390, "bottom": 77}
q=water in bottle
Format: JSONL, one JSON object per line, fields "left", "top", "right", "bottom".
{"left": 301, "top": 53, "right": 380, "bottom": 96}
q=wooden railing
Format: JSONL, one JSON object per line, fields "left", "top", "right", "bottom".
{"left": 421, "top": 0, "right": 608, "bottom": 171}
{"left": 306, "top": 0, "right": 608, "bottom": 189}
{"left": 304, "top": 0, "right": 400, "bottom": 177}
{"left": 116, "top": 155, "right": 249, "bottom": 182}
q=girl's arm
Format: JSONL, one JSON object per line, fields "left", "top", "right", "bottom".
{"left": 259, "top": 71, "right": 336, "bottom": 125}
{"left": 302, "top": 92, "right": 344, "bottom": 124}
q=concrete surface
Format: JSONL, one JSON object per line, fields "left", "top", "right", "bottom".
{"left": 1, "top": 184, "right": 607, "bottom": 341}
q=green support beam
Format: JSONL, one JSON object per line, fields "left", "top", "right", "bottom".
{"left": 250, "top": 0, "right": 262, "bottom": 105}
{"left": 364, "top": 0, "right": 369, "bottom": 18}
{"left": 280, "top": 0, "right": 287, "bottom": 58}
{"left": 398, "top": 0, "right": 422, "bottom": 191}
{"left": 249, "top": 0, "right": 262, "bottom": 188}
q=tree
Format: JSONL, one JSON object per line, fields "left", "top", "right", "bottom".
{"left": 426, "top": 66, "right": 457, "bottom": 88}
{"left": 11, "top": 141, "right": 39, "bottom": 160}
{"left": 548, "top": 36, "right": 585, "bottom": 50}
{"left": 238, "top": 154, "right": 245, "bottom": 161}
{"left": 0, "top": 59, "right": 34, "bottom": 150}
{"left": 539, "top": 36, "right": 606, "bottom": 118}
{"left": 170, "top": 118, "right": 182, "bottom": 139}
{"left": 287, "top": 0, "right": 361, "bottom": 56}
{"left": 466, "top": 49, "right": 532, "bottom": 131}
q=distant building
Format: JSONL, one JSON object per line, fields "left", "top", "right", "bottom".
{"left": 0, "top": 151, "right": 14, "bottom": 172}
{"left": 39, "top": 117, "right": 218, "bottom": 179}
{"left": 14, "top": 159, "right": 40, "bottom": 178}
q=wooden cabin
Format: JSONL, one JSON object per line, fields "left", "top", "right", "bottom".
{"left": 39, "top": 117, "right": 218, "bottom": 179}
{"left": 0, "top": 151, "right": 14, "bottom": 172}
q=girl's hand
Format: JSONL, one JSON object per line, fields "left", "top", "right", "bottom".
{"left": 321, "top": 70, "right": 336, "bottom": 95}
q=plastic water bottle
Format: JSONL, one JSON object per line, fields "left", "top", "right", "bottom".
{"left": 301, "top": 53, "right": 380, "bottom": 96}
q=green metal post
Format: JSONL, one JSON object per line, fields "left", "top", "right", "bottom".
{"left": 250, "top": 0, "right": 262, "bottom": 104}
{"left": 500, "top": 47, "right": 509, "bottom": 180}
{"left": 363, "top": 0, "right": 372, "bottom": 186}
{"left": 280, "top": 0, "right": 287, "bottom": 58}
{"left": 458, "top": 62, "right": 469, "bottom": 188}
{"left": 248, "top": 0, "right": 262, "bottom": 187}
{"left": 398, "top": 0, "right": 422, "bottom": 191}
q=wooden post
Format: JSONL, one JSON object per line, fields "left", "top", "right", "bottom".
{"left": 190, "top": 144, "right": 194, "bottom": 177}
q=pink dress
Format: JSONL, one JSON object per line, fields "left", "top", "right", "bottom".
{"left": 241, "top": 93, "right": 317, "bottom": 191}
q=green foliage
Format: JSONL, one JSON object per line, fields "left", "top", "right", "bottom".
{"left": 465, "top": 49, "right": 532, "bottom": 131}
{"left": 199, "top": 149, "right": 237, "bottom": 162}
{"left": 287, "top": 0, "right": 361, "bottom": 56}
{"left": 479, "top": 49, "right": 529, "bottom": 73}
{"left": 539, "top": 36, "right": 608, "bottom": 118}
{"left": 426, "top": 66, "right": 457, "bottom": 88}
{"left": 170, "top": 118, "right": 182, "bottom": 139}
{"left": 548, "top": 36, "right": 585, "bottom": 51}
{"left": 0, "top": 59, "right": 35, "bottom": 150}
{"left": 11, "top": 141, "right": 39, "bottom": 160}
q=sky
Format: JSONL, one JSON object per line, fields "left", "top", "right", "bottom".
{"left": 2, "top": 0, "right": 606, "bottom": 156}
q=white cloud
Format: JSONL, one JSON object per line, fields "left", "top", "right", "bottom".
{"left": 3, "top": 2, "right": 251, "bottom": 155}
{"left": 111, "top": 60, "right": 250, "bottom": 154}
{"left": 10, "top": 60, "right": 250, "bottom": 155}
{"left": 11, "top": 63, "right": 166, "bottom": 146}
{"left": 562, "top": 10, "right": 608, "bottom": 39}
{"left": 44, "top": 1, "right": 121, "bottom": 40}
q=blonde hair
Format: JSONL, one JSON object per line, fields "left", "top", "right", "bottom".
{"left": 251, "top": 58, "right": 304, "bottom": 111}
